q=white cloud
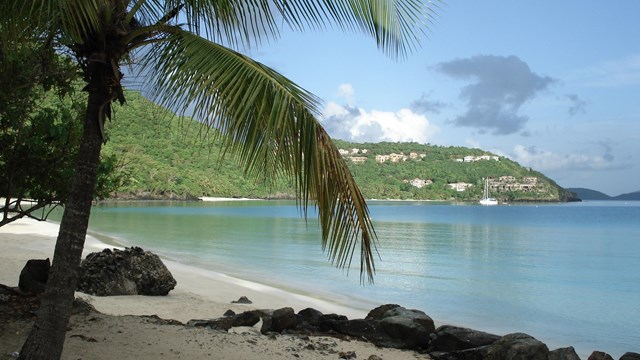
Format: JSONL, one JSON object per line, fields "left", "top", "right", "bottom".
{"left": 336, "top": 83, "right": 355, "bottom": 105}
{"left": 321, "top": 102, "right": 438, "bottom": 144}
{"left": 510, "top": 145, "right": 625, "bottom": 172}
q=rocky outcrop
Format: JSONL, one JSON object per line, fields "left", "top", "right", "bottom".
{"left": 18, "top": 259, "right": 50, "bottom": 294}
{"left": 261, "top": 307, "right": 298, "bottom": 334}
{"left": 483, "top": 333, "right": 549, "bottom": 360}
{"left": 258, "top": 304, "right": 435, "bottom": 351}
{"left": 620, "top": 353, "right": 640, "bottom": 360}
{"left": 428, "top": 325, "right": 500, "bottom": 353}
{"left": 589, "top": 352, "right": 615, "bottom": 360}
{"left": 77, "top": 247, "right": 176, "bottom": 296}
{"left": 187, "top": 310, "right": 260, "bottom": 331}
{"left": 231, "top": 296, "right": 252, "bottom": 304}
{"left": 433, "top": 333, "right": 548, "bottom": 360}
{"left": 549, "top": 346, "right": 581, "bottom": 360}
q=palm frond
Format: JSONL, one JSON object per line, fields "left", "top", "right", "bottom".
{"left": 160, "top": 0, "right": 438, "bottom": 58}
{"left": 142, "top": 29, "right": 377, "bottom": 281}
{"left": 0, "top": 0, "right": 108, "bottom": 45}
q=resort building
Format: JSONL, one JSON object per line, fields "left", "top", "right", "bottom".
{"left": 349, "top": 156, "right": 368, "bottom": 164}
{"left": 448, "top": 182, "right": 474, "bottom": 192}
{"left": 404, "top": 178, "right": 433, "bottom": 188}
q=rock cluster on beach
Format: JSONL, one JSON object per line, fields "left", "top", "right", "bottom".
{"left": 186, "top": 303, "right": 639, "bottom": 360}
{"left": 7, "top": 248, "right": 638, "bottom": 359}
{"left": 76, "top": 247, "right": 177, "bottom": 296}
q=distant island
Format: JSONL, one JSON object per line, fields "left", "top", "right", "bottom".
{"left": 102, "top": 90, "right": 579, "bottom": 203}
{"left": 566, "top": 188, "right": 640, "bottom": 201}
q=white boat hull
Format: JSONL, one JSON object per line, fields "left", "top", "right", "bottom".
{"left": 479, "top": 198, "right": 499, "bottom": 206}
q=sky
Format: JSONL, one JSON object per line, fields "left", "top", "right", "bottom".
{"left": 248, "top": 1, "right": 640, "bottom": 196}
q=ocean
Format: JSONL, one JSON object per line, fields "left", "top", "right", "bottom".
{"left": 64, "top": 200, "right": 639, "bottom": 358}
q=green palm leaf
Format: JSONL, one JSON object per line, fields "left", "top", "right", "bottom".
{"left": 143, "top": 30, "right": 378, "bottom": 281}
{"left": 2, "top": 0, "right": 439, "bottom": 282}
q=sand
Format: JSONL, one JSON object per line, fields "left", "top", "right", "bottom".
{"left": 0, "top": 218, "right": 430, "bottom": 359}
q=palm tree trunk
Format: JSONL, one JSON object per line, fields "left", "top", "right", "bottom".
{"left": 18, "top": 86, "right": 105, "bottom": 360}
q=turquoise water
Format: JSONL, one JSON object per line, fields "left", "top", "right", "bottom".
{"left": 71, "top": 200, "right": 639, "bottom": 357}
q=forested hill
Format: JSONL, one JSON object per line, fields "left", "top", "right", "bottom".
{"left": 103, "top": 90, "right": 577, "bottom": 202}
{"left": 567, "top": 188, "right": 640, "bottom": 201}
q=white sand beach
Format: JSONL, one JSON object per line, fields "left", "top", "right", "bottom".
{"left": 0, "top": 218, "right": 430, "bottom": 359}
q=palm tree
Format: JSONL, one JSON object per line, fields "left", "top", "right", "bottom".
{"left": 1, "top": 1, "right": 436, "bottom": 358}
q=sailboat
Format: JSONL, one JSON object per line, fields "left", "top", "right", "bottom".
{"left": 479, "top": 178, "right": 498, "bottom": 206}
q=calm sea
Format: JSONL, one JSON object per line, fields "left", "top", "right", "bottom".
{"left": 63, "top": 200, "right": 639, "bottom": 357}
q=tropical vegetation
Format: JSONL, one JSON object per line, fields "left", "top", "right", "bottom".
{"left": 0, "top": 45, "right": 120, "bottom": 226}
{"left": 99, "top": 91, "right": 576, "bottom": 203}
{"left": 0, "top": 1, "right": 437, "bottom": 359}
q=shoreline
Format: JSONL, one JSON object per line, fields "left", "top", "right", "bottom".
{"left": 0, "top": 218, "right": 367, "bottom": 322}
{"left": 2, "top": 217, "right": 631, "bottom": 359}
{"left": 0, "top": 218, "right": 434, "bottom": 359}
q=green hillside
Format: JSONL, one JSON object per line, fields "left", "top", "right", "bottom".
{"left": 102, "top": 91, "right": 577, "bottom": 202}
{"left": 566, "top": 188, "right": 612, "bottom": 200}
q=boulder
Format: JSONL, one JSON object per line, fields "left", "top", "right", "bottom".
{"left": 327, "top": 318, "right": 386, "bottom": 342}
{"left": 261, "top": 307, "right": 298, "bottom": 334}
{"left": 18, "top": 259, "right": 50, "bottom": 294}
{"left": 379, "top": 312, "right": 433, "bottom": 349}
{"left": 187, "top": 311, "right": 260, "bottom": 331}
{"left": 549, "top": 346, "right": 581, "bottom": 360}
{"left": 588, "top": 352, "right": 614, "bottom": 360}
{"left": 433, "top": 333, "right": 549, "bottom": 360}
{"left": 77, "top": 247, "right": 176, "bottom": 296}
{"left": 366, "top": 304, "right": 401, "bottom": 320}
{"left": 433, "top": 348, "right": 487, "bottom": 360}
{"left": 187, "top": 317, "right": 233, "bottom": 331}
{"left": 231, "top": 311, "right": 261, "bottom": 327}
{"left": 620, "top": 353, "right": 640, "bottom": 360}
{"left": 231, "top": 296, "right": 252, "bottom": 304}
{"left": 483, "top": 333, "right": 549, "bottom": 360}
{"left": 377, "top": 305, "right": 435, "bottom": 350}
{"left": 428, "top": 325, "right": 500, "bottom": 352}
{"left": 295, "top": 308, "right": 325, "bottom": 333}
{"left": 297, "top": 307, "right": 324, "bottom": 324}
{"left": 321, "top": 305, "right": 435, "bottom": 350}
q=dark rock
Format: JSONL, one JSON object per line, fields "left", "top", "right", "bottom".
{"left": 261, "top": 307, "right": 298, "bottom": 334}
{"left": 483, "top": 333, "right": 549, "bottom": 360}
{"left": 297, "top": 308, "right": 324, "bottom": 324}
{"left": 187, "top": 317, "right": 233, "bottom": 331}
{"left": 367, "top": 356, "right": 383, "bottom": 360}
{"left": 379, "top": 315, "right": 432, "bottom": 349}
{"left": 588, "top": 351, "right": 614, "bottom": 360}
{"left": 231, "top": 296, "right": 252, "bottom": 304}
{"left": 295, "top": 308, "right": 325, "bottom": 333}
{"left": 18, "top": 259, "right": 50, "bottom": 294}
{"left": 620, "top": 353, "right": 640, "bottom": 360}
{"left": 140, "top": 315, "right": 184, "bottom": 326}
{"left": 437, "top": 338, "right": 531, "bottom": 360}
{"left": 549, "top": 346, "right": 581, "bottom": 360}
{"left": 428, "top": 325, "right": 500, "bottom": 352}
{"left": 318, "top": 306, "right": 434, "bottom": 350}
{"left": 187, "top": 311, "right": 260, "bottom": 331}
{"left": 77, "top": 247, "right": 176, "bottom": 296}
{"left": 231, "top": 311, "right": 260, "bottom": 327}
{"left": 339, "top": 351, "right": 357, "bottom": 359}
{"left": 317, "top": 313, "right": 349, "bottom": 332}
{"left": 71, "top": 297, "right": 98, "bottom": 315}
{"left": 366, "top": 305, "right": 437, "bottom": 349}
{"left": 366, "top": 304, "right": 401, "bottom": 320}
{"left": 433, "top": 348, "right": 487, "bottom": 360}
{"left": 328, "top": 319, "right": 385, "bottom": 342}
{"left": 223, "top": 309, "right": 236, "bottom": 317}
